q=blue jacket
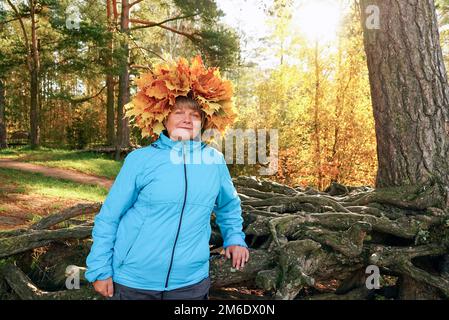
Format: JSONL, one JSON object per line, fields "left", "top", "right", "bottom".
{"left": 85, "top": 130, "right": 248, "bottom": 291}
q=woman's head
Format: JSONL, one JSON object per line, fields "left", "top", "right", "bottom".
{"left": 163, "top": 96, "right": 206, "bottom": 141}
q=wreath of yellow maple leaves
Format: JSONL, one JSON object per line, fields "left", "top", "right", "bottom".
{"left": 124, "top": 55, "right": 237, "bottom": 140}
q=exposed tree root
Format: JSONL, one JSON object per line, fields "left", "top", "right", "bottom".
{"left": 0, "top": 177, "right": 448, "bottom": 299}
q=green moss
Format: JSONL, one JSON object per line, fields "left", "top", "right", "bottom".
{"left": 414, "top": 229, "right": 431, "bottom": 245}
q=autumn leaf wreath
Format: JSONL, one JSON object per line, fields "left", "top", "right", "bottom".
{"left": 124, "top": 55, "right": 237, "bottom": 140}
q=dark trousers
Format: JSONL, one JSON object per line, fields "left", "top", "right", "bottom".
{"left": 108, "top": 276, "right": 210, "bottom": 300}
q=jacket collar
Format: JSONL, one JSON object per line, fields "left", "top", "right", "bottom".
{"left": 152, "top": 130, "right": 207, "bottom": 152}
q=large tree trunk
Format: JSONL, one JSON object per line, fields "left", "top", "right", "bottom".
{"left": 0, "top": 78, "right": 7, "bottom": 149}
{"left": 359, "top": 0, "right": 449, "bottom": 207}
{"left": 115, "top": 0, "right": 131, "bottom": 160}
{"left": 359, "top": 1, "right": 449, "bottom": 298}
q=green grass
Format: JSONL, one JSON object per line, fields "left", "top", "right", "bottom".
{"left": 0, "top": 146, "right": 123, "bottom": 179}
{"left": 0, "top": 167, "right": 109, "bottom": 202}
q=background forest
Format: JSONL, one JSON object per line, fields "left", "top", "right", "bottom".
{"left": 0, "top": 0, "right": 380, "bottom": 191}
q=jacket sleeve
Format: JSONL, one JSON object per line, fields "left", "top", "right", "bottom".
{"left": 213, "top": 154, "right": 248, "bottom": 249}
{"left": 85, "top": 151, "right": 141, "bottom": 282}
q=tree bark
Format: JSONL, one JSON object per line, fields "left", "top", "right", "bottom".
{"left": 106, "top": 0, "right": 116, "bottom": 147}
{"left": 359, "top": 0, "right": 449, "bottom": 206}
{"left": 115, "top": 0, "right": 131, "bottom": 160}
{"left": 0, "top": 262, "right": 100, "bottom": 300}
{"left": 0, "top": 78, "right": 7, "bottom": 148}
{"left": 30, "top": 0, "right": 40, "bottom": 149}
{"left": 359, "top": 2, "right": 449, "bottom": 296}
{"left": 0, "top": 226, "right": 92, "bottom": 258}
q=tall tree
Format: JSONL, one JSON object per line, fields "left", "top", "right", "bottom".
{"left": 360, "top": 0, "right": 449, "bottom": 208}
{"left": 359, "top": 0, "right": 449, "bottom": 299}
{"left": 0, "top": 78, "right": 6, "bottom": 148}
{"left": 6, "top": 0, "right": 43, "bottom": 148}
{"left": 115, "top": 0, "right": 131, "bottom": 158}
{"left": 0, "top": 5, "right": 6, "bottom": 148}
{"left": 105, "top": 0, "right": 116, "bottom": 146}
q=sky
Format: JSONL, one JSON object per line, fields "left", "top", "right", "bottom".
{"left": 216, "top": 0, "right": 346, "bottom": 70}
{"left": 216, "top": 0, "right": 277, "bottom": 69}
{"left": 216, "top": 0, "right": 272, "bottom": 40}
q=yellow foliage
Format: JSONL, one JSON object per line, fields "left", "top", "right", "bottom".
{"left": 234, "top": 4, "right": 377, "bottom": 189}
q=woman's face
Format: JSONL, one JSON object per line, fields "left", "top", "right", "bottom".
{"left": 165, "top": 104, "right": 203, "bottom": 141}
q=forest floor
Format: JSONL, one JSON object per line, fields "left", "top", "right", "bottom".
{"left": 0, "top": 159, "right": 113, "bottom": 188}
{"left": 0, "top": 146, "right": 122, "bottom": 179}
{"left": 0, "top": 148, "right": 115, "bottom": 230}
{"left": 0, "top": 165, "right": 108, "bottom": 230}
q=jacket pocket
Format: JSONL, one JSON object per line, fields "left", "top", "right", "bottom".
{"left": 199, "top": 225, "right": 211, "bottom": 263}
{"left": 117, "top": 217, "right": 147, "bottom": 268}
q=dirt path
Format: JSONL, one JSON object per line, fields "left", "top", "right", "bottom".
{"left": 0, "top": 159, "right": 113, "bottom": 189}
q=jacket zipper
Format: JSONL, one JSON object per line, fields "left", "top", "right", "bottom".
{"left": 164, "top": 141, "right": 188, "bottom": 289}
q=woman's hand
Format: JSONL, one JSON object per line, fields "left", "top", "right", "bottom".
{"left": 225, "top": 245, "right": 250, "bottom": 270}
{"left": 93, "top": 277, "right": 114, "bottom": 297}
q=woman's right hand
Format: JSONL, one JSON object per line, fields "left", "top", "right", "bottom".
{"left": 93, "top": 277, "right": 114, "bottom": 297}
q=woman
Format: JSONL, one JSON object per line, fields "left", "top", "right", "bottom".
{"left": 85, "top": 57, "right": 249, "bottom": 300}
